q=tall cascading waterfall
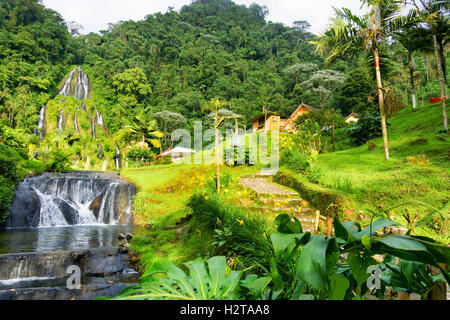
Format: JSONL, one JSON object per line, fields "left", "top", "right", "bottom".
{"left": 95, "top": 111, "right": 106, "bottom": 130}
{"left": 98, "top": 142, "right": 104, "bottom": 160}
{"left": 6, "top": 172, "right": 136, "bottom": 229}
{"left": 35, "top": 106, "right": 46, "bottom": 138}
{"left": 74, "top": 69, "right": 90, "bottom": 100}
{"left": 114, "top": 142, "right": 122, "bottom": 170}
{"left": 74, "top": 113, "right": 79, "bottom": 132}
{"left": 58, "top": 67, "right": 78, "bottom": 97}
{"left": 57, "top": 110, "right": 64, "bottom": 131}
{"left": 90, "top": 118, "right": 96, "bottom": 138}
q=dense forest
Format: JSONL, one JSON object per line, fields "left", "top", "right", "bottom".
{"left": 0, "top": 0, "right": 446, "bottom": 134}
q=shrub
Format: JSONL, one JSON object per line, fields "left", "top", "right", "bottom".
{"left": 0, "top": 156, "right": 19, "bottom": 224}
{"left": 186, "top": 193, "right": 273, "bottom": 270}
{"left": 331, "top": 175, "right": 354, "bottom": 193}
{"left": 46, "top": 148, "right": 70, "bottom": 173}
{"left": 126, "top": 146, "right": 156, "bottom": 163}
{"left": 281, "top": 149, "right": 312, "bottom": 173}
{"left": 224, "top": 147, "right": 253, "bottom": 167}
{"left": 0, "top": 177, "right": 15, "bottom": 225}
{"left": 306, "top": 166, "right": 323, "bottom": 184}
{"left": 154, "top": 156, "right": 172, "bottom": 165}
{"left": 345, "top": 112, "right": 390, "bottom": 145}
{"left": 205, "top": 172, "right": 233, "bottom": 193}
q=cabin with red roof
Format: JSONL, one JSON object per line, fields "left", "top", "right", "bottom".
{"left": 249, "top": 103, "right": 318, "bottom": 133}
{"left": 283, "top": 104, "right": 319, "bottom": 132}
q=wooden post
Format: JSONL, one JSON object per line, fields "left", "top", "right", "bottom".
{"left": 314, "top": 210, "right": 321, "bottom": 234}
{"left": 326, "top": 217, "right": 333, "bottom": 237}
{"left": 428, "top": 264, "right": 447, "bottom": 300}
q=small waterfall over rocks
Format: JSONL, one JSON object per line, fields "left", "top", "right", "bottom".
{"left": 6, "top": 172, "right": 136, "bottom": 229}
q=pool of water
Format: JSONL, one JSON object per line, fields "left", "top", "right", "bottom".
{"left": 0, "top": 225, "right": 148, "bottom": 255}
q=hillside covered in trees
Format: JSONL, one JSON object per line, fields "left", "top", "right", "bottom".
{"left": 0, "top": 0, "right": 446, "bottom": 136}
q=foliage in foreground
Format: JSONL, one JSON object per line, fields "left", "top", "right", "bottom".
{"left": 112, "top": 193, "right": 449, "bottom": 300}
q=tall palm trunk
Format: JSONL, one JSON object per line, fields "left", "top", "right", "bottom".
{"left": 408, "top": 51, "right": 418, "bottom": 109}
{"left": 433, "top": 35, "right": 448, "bottom": 131}
{"left": 373, "top": 46, "right": 390, "bottom": 161}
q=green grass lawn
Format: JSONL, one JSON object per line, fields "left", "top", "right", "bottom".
{"left": 120, "top": 162, "right": 262, "bottom": 271}
{"left": 282, "top": 104, "right": 449, "bottom": 242}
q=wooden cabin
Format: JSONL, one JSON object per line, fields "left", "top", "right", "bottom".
{"left": 249, "top": 112, "right": 286, "bottom": 133}
{"left": 345, "top": 113, "right": 359, "bottom": 124}
{"left": 284, "top": 104, "right": 319, "bottom": 132}
{"left": 249, "top": 103, "right": 318, "bottom": 133}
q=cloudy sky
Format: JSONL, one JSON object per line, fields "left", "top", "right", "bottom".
{"left": 42, "top": 0, "right": 366, "bottom": 35}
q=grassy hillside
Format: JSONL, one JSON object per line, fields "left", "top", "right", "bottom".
{"left": 279, "top": 104, "right": 449, "bottom": 242}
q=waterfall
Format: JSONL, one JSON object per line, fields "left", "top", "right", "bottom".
{"left": 114, "top": 142, "right": 122, "bottom": 170}
{"left": 98, "top": 142, "right": 104, "bottom": 160}
{"left": 58, "top": 66, "right": 90, "bottom": 100}
{"left": 6, "top": 172, "right": 136, "bottom": 229}
{"left": 74, "top": 113, "right": 79, "bottom": 132}
{"left": 57, "top": 110, "right": 64, "bottom": 131}
{"left": 35, "top": 106, "right": 45, "bottom": 138}
{"left": 96, "top": 111, "right": 106, "bottom": 130}
{"left": 74, "top": 69, "right": 90, "bottom": 100}
{"left": 90, "top": 118, "right": 96, "bottom": 138}
{"left": 58, "top": 67, "right": 79, "bottom": 97}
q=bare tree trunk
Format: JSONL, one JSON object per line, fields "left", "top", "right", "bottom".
{"left": 373, "top": 46, "right": 390, "bottom": 161}
{"left": 408, "top": 51, "right": 418, "bottom": 109}
{"left": 433, "top": 35, "right": 448, "bottom": 131}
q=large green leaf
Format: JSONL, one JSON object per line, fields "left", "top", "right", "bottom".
{"left": 329, "top": 274, "right": 350, "bottom": 300}
{"left": 271, "top": 232, "right": 310, "bottom": 257}
{"left": 348, "top": 251, "right": 374, "bottom": 287}
{"left": 296, "top": 235, "right": 339, "bottom": 292}
{"left": 361, "top": 218, "right": 401, "bottom": 237}
{"left": 276, "top": 214, "right": 303, "bottom": 234}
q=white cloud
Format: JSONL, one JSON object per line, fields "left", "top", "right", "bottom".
{"left": 42, "top": 0, "right": 366, "bottom": 35}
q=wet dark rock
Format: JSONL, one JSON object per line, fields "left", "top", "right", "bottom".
{"left": 6, "top": 185, "right": 41, "bottom": 228}
{"left": 0, "top": 246, "right": 139, "bottom": 300}
{"left": 126, "top": 233, "right": 133, "bottom": 241}
{"left": 89, "top": 193, "right": 104, "bottom": 220}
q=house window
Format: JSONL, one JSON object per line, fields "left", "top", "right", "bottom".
{"left": 273, "top": 118, "right": 278, "bottom": 122}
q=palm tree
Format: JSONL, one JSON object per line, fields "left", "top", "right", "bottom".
{"left": 406, "top": 0, "right": 449, "bottom": 130}
{"left": 118, "top": 110, "right": 164, "bottom": 150}
{"left": 312, "top": 0, "right": 419, "bottom": 160}
{"left": 396, "top": 27, "right": 434, "bottom": 109}
{"left": 202, "top": 98, "right": 241, "bottom": 193}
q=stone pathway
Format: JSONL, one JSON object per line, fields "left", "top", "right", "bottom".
{"left": 238, "top": 171, "right": 326, "bottom": 233}
{"left": 239, "top": 178, "right": 297, "bottom": 196}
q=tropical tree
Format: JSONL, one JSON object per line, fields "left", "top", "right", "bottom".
{"left": 153, "top": 111, "right": 187, "bottom": 148}
{"left": 202, "top": 98, "right": 240, "bottom": 193}
{"left": 312, "top": 0, "right": 420, "bottom": 160}
{"left": 405, "top": 0, "right": 449, "bottom": 130}
{"left": 301, "top": 69, "right": 345, "bottom": 109}
{"left": 117, "top": 109, "right": 164, "bottom": 150}
{"left": 396, "top": 27, "right": 434, "bottom": 109}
